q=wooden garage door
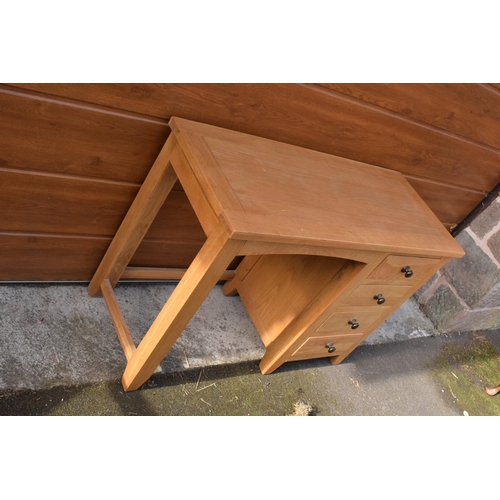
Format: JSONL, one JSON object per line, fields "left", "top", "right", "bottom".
{"left": 1, "top": 83, "right": 498, "bottom": 280}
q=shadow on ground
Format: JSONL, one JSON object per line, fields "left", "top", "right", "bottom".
{"left": 2, "top": 331, "right": 500, "bottom": 416}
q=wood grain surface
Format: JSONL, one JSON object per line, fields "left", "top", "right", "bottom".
{"left": 7, "top": 83, "right": 498, "bottom": 190}
{"left": 0, "top": 87, "right": 169, "bottom": 183}
{"left": 0, "top": 233, "right": 207, "bottom": 281}
{"left": 0, "top": 170, "right": 204, "bottom": 239}
{"left": 169, "top": 117, "right": 463, "bottom": 257}
{"left": 0, "top": 83, "right": 494, "bottom": 280}
{"left": 318, "top": 83, "right": 500, "bottom": 150}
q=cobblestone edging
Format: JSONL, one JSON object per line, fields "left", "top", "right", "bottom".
{"left": 416, "top": 196, "right": 500, "bottom": 333}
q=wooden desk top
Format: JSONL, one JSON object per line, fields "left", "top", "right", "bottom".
{"left": 169, "top": 117, "right": 464, "bottom": 259}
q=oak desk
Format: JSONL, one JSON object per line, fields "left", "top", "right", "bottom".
{"left": 89, "top": 117, "right": 465, "bottom": 391}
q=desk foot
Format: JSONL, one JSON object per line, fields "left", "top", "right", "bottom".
{"left": 259, "top": 353, "right": 285, "bottom": 375}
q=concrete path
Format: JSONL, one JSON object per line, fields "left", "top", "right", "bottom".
{"left": 2, "top": 282, "right": 500, "bottom": 416}
{"left": 0, "top": 282, "right": 435, "bottom": 392}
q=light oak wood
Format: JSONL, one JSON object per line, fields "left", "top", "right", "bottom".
{"left": 291, "top": 334, "right": 363, "bottom": 361}
{"left": 340, "top": 284, "right": 413, "bottom": 308}
{"left": 239, "top": 241, "right": 374, "bottom": 262}
{"left": 258, "top": 256, "right": 385, "bottom": 374}
{"left": 235, "top": 254, "right": 347, "bottom": 346}
{"left": 89, "top": 117, "right": 464, "bottom": 391}
{"left": 166, "top": 117, "right": 464, "bottom": 258}
{"left": 100, "top": 279, "right": 136, "bottom": 360}
{"left": 363, "top": 255, "right": 441, "bottom": 284}
{"left": 122, "top": 226, "right": 243, "bottom": 391}
{"left": 315, "top": 309, "right": 387, "bottom": 334}
{"left": 329, "top": 256, "right": 451, "bottom": 366}
{"left": 169, "top": 144, "right": 221, "bottom": 236}
{"left": 121, "top": 266, "right": 236, "bottom": 281}
{"left": 221, "top": 255, "right": 261, "bottom": 296}
{"left": 170, "top": 128, "right": 244, "bottom": 218}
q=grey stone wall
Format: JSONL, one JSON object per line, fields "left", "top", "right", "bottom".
{"left": 416, "top": 196, "right": 500, "bottom": 333}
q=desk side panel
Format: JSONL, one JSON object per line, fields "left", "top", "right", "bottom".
{"left": 234, "top": 255, "right": 348, "bottom": 346}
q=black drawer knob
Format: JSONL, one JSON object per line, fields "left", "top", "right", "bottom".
{"left": 401, "top": 266, "right": 414, "bottom": 278}
{"left": 374, "top": 293, "right": 386, "bottom": 304}
{"left": 348, "top": 319, "right": 360, "bottom": 329}
{"left": 325, "top": 342, "right": 336, "bottom": 353}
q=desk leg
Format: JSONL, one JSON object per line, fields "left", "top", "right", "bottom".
{"left": 122, "top": 228, "right": 244, "bottom": 391}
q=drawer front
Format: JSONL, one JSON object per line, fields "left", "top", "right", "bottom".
{"left": 341, "top": 284, "right": 412, "bottom": 307}
{"left": 364, "top": 255, "right": 440, "bottom": 285}
{"left": 291, "top": 334, "right": 362, "bottom": 361}
{"left": 316, "top": 309, "right": 386, "bottom": 333}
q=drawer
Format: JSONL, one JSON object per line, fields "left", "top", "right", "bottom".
{"left": 364, "top": 255, "right": 440, "bottom": 285}
{"left": 291, "top": 333, "right": 362, "bottom": 361}
{"left": 316, "top": 309, "right": 386, "bottom": 333}
{"left": 341, "top": 284, "right": 412, "bottom": 307}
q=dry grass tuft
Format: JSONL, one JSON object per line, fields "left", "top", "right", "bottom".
{"left": 289, "top": 401, "right": 313, "bottom": 416}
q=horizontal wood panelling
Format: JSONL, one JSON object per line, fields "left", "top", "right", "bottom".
{"left": 1, "top": 84, "right": 495, "bottom": 281}
{"left": 0, "top": 233, "right": 205, "bottom": 281}
{"left": 0, "top": 88, "right": 169, "bottom": 184}
{"left": 0, "top": 170, "right": 205, "bottom": 240}
{"left": 7, "top": 83, "right": 187, "bottom": 118}
{"left": 131, "top": 239, "right": 204, "bottom": 270}
{"left": 405, "top": 177, "right": 485, "bottom": 227}
{"left": 317, "top": 83, "right": 500, "bottom": 151}
{"left": 0, "top": 85, "right": 169, "bottom": 125}
{"left": 0, "top": 234, "right": 110, "bottom": 281}
{"left": 146, "top": 188, "right": 206, "bottom": 243}
{"left": 0, "top": 170, "right": 135, "bottom": 236}
{"left": 8, "top": 83, "right": 500, "bottom": 193}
